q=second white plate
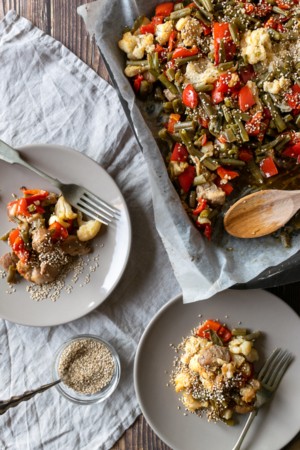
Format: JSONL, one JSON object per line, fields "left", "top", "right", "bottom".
{"left": 134, "top": 289, "right": 300, "bottom": 450}
{"left": 0, "top": 144, "right": 131, "bottom": 326}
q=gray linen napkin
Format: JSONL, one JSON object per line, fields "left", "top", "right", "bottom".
{"left": 0, "top": 11, "right": 180, "bottom": 450}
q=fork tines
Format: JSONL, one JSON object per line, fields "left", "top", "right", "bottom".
{"left": 77, "top": 192, "right": 119, "bottom": 226}
{"left": 258, "top": 348, "right": 293, "bottom": 391}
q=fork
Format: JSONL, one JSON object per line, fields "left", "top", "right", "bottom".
{"left": 232, "top": 348, "right": 293, "bottom": 450}
{"left": 0, "top": 140, "right": 118, "bottom": 225}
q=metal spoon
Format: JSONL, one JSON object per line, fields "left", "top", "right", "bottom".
{"left": 223, "top": 189, "right": 300, "bottom": 238}
{"left": 0, "top": 379, "right": 61, "bottom": 415}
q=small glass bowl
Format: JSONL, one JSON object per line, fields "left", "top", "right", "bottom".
{"left": 52, "top": 334, "right": 121, "bottom": 405}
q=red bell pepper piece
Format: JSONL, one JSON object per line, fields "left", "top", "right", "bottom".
{"left": 192, "top": 198, "right": 208, "bottom": 215}
{"left": 213, "top": 22, "right": 236, "bottom": 65}
{"left": 8, "top": 229, "right": 30, "bottom": 263}
{"left": 22, "top": 189, "right": 49, "bottom": 204}
{"left": 178, "top": 165, "right": 196, "bottom": 193}
{"left": 167, "top": 113, "right": 181, "bottom": 133}
{"left": 203, "top": 223, "right": 212, "bottom": 240}
{"left": 16, "top": 198, "right": 31, "bottom": 217}
{"left": 133, "top": 74, "right": 144, "bottom": 93}
{"left": 260, "top": 156, "right": 278, "bottom": 178}
{"left": 275, "top": 0, "right": 293, "bottom": 9}
{"left": 238, "top": 85, "right": 256, "bottom": 112}
{"left": 182, "top": 84, "right": 198, "bottom": 109}
{"left": 238, "top": 148, "right": 253, "bottom": 162}
{"left": 239, "top": 65, "right": 256, "bottom": 84}
{"left": 172, "top": 46, "right": 199, "bottom": 59}
{"left": 216, "top": 167, "right": 239, "bottom": 180}
{"left": 197, "top": 319, "right": 232, "bottom": 342}
{"left": 155, "top": 2, "right": 174, "bottom": 17}
{"left": 140, "top": 23, "right": 155, "bottom": 34}
{"left": 49, "top": 222, "right": 69, "bottom": 241}
{"left": 286, "top": 84, "right": 300, "bottom": 110}
{"left": 216, "top": 178, "right": 234, "bottom": 195}
{"left": 282, "top": 143, "right": 300, "bottom": 159}
{"left": 168, "top": 30, "right": 177, "bottom": 51}
{"left": 170, "top": 142, "right": 189, "bottom": 162}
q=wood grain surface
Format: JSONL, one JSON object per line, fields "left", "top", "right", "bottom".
{"left": 0, "top": 2, "right": 299, "bottom": 449}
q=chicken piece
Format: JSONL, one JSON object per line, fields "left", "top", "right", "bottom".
{"left": 198, "top": 345, "right": 231, "bottom": 367}
{"left": 0, "top": 252, "right": 18, "bottom": 271}
{"left": 196, "top": 183, "right": 226, "bottom": 206}
{"left": 60, "top": 235, "right": 91, "bottom": 256}
{"left": 31, "top": 228, "right": 54, "bottom": 253}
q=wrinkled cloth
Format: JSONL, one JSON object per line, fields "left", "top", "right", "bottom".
{"left": 0, "top": 11, "right": 180, "bottom": 450}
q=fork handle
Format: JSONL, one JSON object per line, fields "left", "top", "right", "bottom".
{"left": 232, "top": 410, "right": 257, "bottom": 450}
{"left": 0, "top": 140, "right": 61, "bottom": 189}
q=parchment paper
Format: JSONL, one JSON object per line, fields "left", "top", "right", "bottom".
{"left": 78, "top": 0, "right": 300, "bottom": 302}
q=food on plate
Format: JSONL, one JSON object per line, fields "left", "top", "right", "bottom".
{"left": 119, "top": 0, "right": 300, "bottom": 241}
{"left": 170, "top": 318, "right": 261, "bottom": 424}
{"left": 0, "top": 188, "right": 101, "bottom": 284}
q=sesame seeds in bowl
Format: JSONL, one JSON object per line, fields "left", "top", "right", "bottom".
{"left": 53, "top": 335, "right": 121, "bottom": 404}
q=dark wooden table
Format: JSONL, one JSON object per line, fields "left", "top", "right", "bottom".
{"left": 1, "top": 2, "right": 299, "bottom": 449}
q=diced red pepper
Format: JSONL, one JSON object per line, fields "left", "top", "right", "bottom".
{"left": 275, "top": 0, "right": 293, "bottom": 9}
{"left": 167, "top": 113, "right": 181, "bottom": 133}
{"left": 140, "top": 23, "right": 155, "bottom": 34}
{"left": 8, "top": 229, "right": 30, "bottom": 263}
{"left": 260, "top": 156, "right": 278, "bottom": 178}
{"left": 178, "top": 165, "right": 196, "bottom": 193}
{"left": 286, "top": 84, "right": 300, "bottom": 110}
{"left": 239, "top": 65, "right": 256, "bottom": 84}
{"left": 182, "top": 84, "right": 198, "bottom": 109}
{"left": 154, "top": 44, "right": 165, "bottom": 56}
{"left": 213, "top": 22, "right": 236, "bottom": 65}
{"left": 216, "top": 178, "right": 234, "bottom": 195}
{"left": 133, "top": 74, "right": 144, "bottom": 93}
{"left": 49, "top": 222, "right": 69, "bottom": 241}
{"left": 282, "top": 143, "right": 300, "bottom": 159}
{"left": 238, "top": 85, "right": 256, "bottom": 112}
{"left": 199, "top": 117, "right": 209, "bottom": 128}
{"left": 203, "top": 223, "right": 212, "bottom": 240}
{"left": 172, "top": 46, "right": 199, "bottom": 59}
{"left": 211, "top": 72, "right": 239, "bottom": 104}
{"left": 16, "top": 198, "right": 31, "bottom": 217}
{"left": 168, "top": 30, "right": 177, "bottom": 52}
{"left": 245, "top": 112, "right": 263, "bottom": 136}
{"left": 238, "top": 148, "right": 253, "bottom": 162}
{"left": 21, "top": 189, "right": 49, "bottom": 204}
{"left": 170, "top": 142, "right": 189, "bottom": 162}
{"left": 217, "top": 167, "right": 239, "bottom": 180}
{"left": 192, "top": 198, "right": 208, "bottom": 215}
{"left": 155, "top": 2, "right": 174, "bottom": 17}
{"left": 197, "top": 319, "right": 232, "bottom": 342}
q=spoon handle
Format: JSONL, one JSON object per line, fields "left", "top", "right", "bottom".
{"left": 0, "top": 380, "right": 61, "bottom": 415}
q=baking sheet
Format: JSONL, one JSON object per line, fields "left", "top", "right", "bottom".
{"left": 78, "top": 0, "right": 300, "bottom": 302}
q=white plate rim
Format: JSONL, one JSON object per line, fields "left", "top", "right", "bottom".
{"left": 134, "top": 289, "right": 300, "bottom": 450}
{"left": 0, "top": 143, "right": 132, "bottom": 326}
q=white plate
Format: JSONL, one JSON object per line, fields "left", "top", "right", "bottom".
{"left": 0, "top": 144, "right": 131, "bottom": 326}
{"left": 134, "top": 289, "right": 300, "bottom": 450}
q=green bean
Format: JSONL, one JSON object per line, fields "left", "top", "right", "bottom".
{"left": 231, "top": 328, "right": 247, "bottom": 336}
{"left": 179, "top": 130, "right": 202, "bottom": 157}
{"left": 197, "top": 0, "right": 214, "bottom": 13}
{"left": 131, "top": 15, "right": 146, "bottom": 32}
{"left": 170, "top": 7, "right": 192, "bottom": 19}
{"left": 126, "top": 60, "right": 148, "bottom": 66}
{"left": 166, "top": 68, "right": 176, "bottom": 81}
{"left": 267, "top": 28, "right": 281, "bottom": 41}
{"left": 217, "top": 158, "right": 246, "bottom": 166}
{"left": 174, "top": 2, "right": 184, "bottom": 10}
{"left": 262, "top": 94, "right": 287, "bottom": 133}
{"left": 172, "top": 99, "right": 184, "bottom": 114}
{"left": 283, "top": 114, "right": 294, "bottom": 123}
{"left": 6, "top": 265, "right": 17, "bottom": 284}
{"left": 174, "top": 121, "right": 196, "bottom": 131}
{"left": 275, "top": 135, "right": 291, "bottom": 152}
{"left": 272, "top": 5, "right": 290, "bottom": 15}
{"left": 232, "top": 111, "right": 249, "bottom": 142}
{"left": 0, "top": 231, "right": 10, "bottom": 241}
{"left": 194, "top": 83, "right": 214, "bottom": 92}
{"left": 158, "top": 74, "right": 178, "bottom": 95}
{"left": 193, "top": 9, "right": 211, "bottom": 26}
{"left": 224, "top": 97, "right": 235, "bottom": 108}
{"left": 202, "top": 157, "right": 220, "bottom": 170}
{"left": 139, "top": 80, "right": 152, "bottom": 97}
{"left": 296, "top": 115, "right": 300, "bottom": 128}
{"left": 218, "top": 39, "right": 227, "bottom": 64}
{"left": 175, "top": 55, "right": 202, "bottom": 67}
{"left": 243, "top": 331, "right": 261, "bottom": 341}
{"left": 223, "top": 127, "right": 237, "bottom": 142}
{"left": 248, "top": 159, "right": 264, "bottom": 184}
{"left": 240, "top": 113, "right": 251, "bottom": 122}
{"left": 229, "top": 23, "right": 240, "bottom": 45}
{"left": 189, "top": 191, "right": 197, "bottom": 208}
{"left": 222, "top": 105, "right": 232, "bottom": 123}
{"left": 199, "top": 93, "right": 217, "bottom": 117}
{"left": 163, "top": 101, "right": 174, "bottom": 112}
{"left": 217, "top": 61, "right": 235, "bottom": 71}
{"left": 158, "top": 128, "right": 173, "bottom": 148}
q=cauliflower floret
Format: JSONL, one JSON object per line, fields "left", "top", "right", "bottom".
{"left": 118, "top": 31, "right": 154, "bottom": 60}
{"left": 181, "top": 336, "right": 209, "bottom": 364}
{"left": 175, "top": 17, "right": 189, "bottom": 31}
{"left": 184, "top": 59, "right": 220, "bottom": 86}
{"left": 263, "top": 77, "right": 291, "bottom": 95}
{"left": 241, "top": 28, "right": 272, "bottom": 64}
{"left": 124, "top": 65, "right": 147, "bottom": 77}
{"left": 177, "top": 16, "right": 203, "bottom": 47}
{"left": 221, "top": 362, "right": 236, "bottom": 379}
{"left": 55, "top": 196, "right": 77, "bottom": 221}
{"left": 182, "top": 393, "right": 207, "bottom": 411}
{"left": 155, "top": 21, "right": 173, "bottom": 45}
{"left": 77, "top": 211, "right": 101, "bottom": 242}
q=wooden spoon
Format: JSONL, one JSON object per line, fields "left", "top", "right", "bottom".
{"left": 223, "top": 189, "right": 300, "bottom": 238}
